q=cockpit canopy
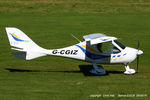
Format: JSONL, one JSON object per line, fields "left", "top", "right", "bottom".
{"left": 83, "top": 33, "right": 126, "bottom": 54}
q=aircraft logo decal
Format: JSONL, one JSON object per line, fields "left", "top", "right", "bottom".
{"left": 9, "top": 33, "right": 30, "bottom": 42}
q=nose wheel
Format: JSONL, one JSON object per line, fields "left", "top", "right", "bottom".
{"left": 124, "top": 65, "right": 136, "bottom": 75}
{"left": 90, "top": 63, "right": 106, "bottom": 75}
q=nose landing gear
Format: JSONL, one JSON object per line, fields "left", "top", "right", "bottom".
{"left": 124, "top": 65, "right": 136, "bottom": 75}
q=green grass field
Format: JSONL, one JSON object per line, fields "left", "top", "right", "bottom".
{"left": 0, "top": 0, "right": 150, "bottom": 100}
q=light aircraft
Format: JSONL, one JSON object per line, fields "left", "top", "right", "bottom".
{"left": 6, "top": 27, "right": 143, "bottom": 75}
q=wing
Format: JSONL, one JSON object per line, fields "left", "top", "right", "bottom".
{"left": 83, "top": 33, "right": 117, "bottom": 45}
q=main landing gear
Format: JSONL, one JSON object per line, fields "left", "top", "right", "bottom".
{"left": 90, "top": 63, "right": 106, "bottom": 75}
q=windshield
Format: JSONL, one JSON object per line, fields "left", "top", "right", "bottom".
{"left": 114, "top": 40, "right": 126, "bottom": 49}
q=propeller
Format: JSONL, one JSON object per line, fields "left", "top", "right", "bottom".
{"left": 137, "top": 54, "right": 139, "bottom": 72}
{"left": 136, "top": 41, "right": 143, "bottom": 72}
{"left": 137, "top": 41, "right": 140, "bottom": 72}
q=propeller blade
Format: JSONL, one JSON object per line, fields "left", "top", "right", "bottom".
{"left": 137, "top": 55, "right": 139, "bottom": 72}
{"left": 137, "top": 40, "right": 140, "bottom": 72}
{"left": 138, "top": 40, "right": 140, "bottom": 50}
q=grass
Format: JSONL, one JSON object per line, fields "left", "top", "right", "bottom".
{"left": 0, "top": 0, "right": 150, "bottom": 100}
{"left": 0, "top": 72, "right": 149, "bottom": 100}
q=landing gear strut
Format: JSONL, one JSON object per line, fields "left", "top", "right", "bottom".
{"left": 90, "top": 63, "right": 106, "bottom": 75}
{"left": 124, "top": 65, "right": 136, "bottom": 75}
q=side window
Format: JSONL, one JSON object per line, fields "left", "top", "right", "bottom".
{"left": 97, "top": 42, "right": 121, "bottom": 54}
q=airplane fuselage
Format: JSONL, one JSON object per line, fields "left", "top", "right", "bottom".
{"left": 47, "top": 41, "right": 139, "bottom": 65}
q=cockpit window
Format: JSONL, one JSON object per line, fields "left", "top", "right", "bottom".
{"left": 114, "top": 40, "right": 126, "bottom": 49}
{"left": 97, "top": 42, "right": 120, "bottom": 54}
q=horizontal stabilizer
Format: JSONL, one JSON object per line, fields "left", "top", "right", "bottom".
{"left": 13, "top": 52, "right": 47, "bottom": 60}
{"left": 13, "top": 52, "right": 27, "bottom": 60}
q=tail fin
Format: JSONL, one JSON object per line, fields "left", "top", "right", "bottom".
{"left": 6, "top": 27, "right": 47, "bottom": 60}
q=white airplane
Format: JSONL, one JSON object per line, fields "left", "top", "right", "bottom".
{"left": 6, "top": 27, "right": 143, "bottom": 75}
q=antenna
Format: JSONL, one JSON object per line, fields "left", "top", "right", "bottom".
{"left": 71, "top": 34, "right": 81, "bottom": 43}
